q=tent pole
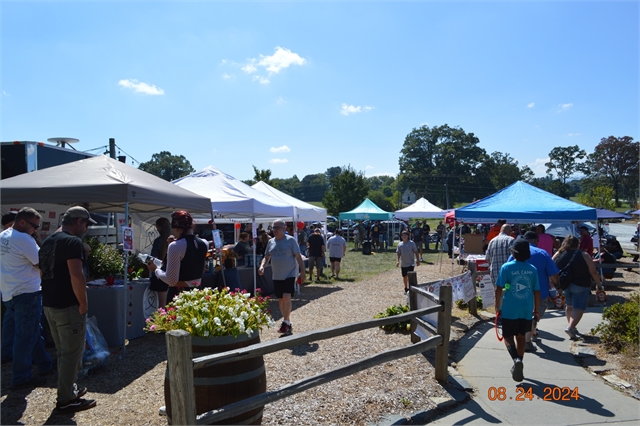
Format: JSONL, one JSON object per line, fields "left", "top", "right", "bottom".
{"left": 252, "top": 216, "right": 257, "bottom": 296}
{"left": 122, "top": 203, "right": 129, "bottom": 357}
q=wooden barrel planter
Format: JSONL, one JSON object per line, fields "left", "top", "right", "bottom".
{"left": 165, "top": 331, "right": 266, "bottom": 425}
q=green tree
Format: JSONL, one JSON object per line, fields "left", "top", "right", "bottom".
{"left": 582, "top": 136, "right": 639, "bottom": 206}
{"left": 368, "top": 190, "right": 395, "bottom": 212}
{"left": 545, "top": 145, "right": 587, "bottom": 197}
{"left": 138, "top": 151, "right": 195, "bottom": 181}
{"left": 324, "top": 167, "right": 342, "bottom": 189}
{"left": 476, "top": 151, "right": 535, "bottom": 191}
{"left": 322, "top": 166, "right": 369, "bottom": 216}
{"left": 299, "top": 173, "right": 328, "bottom": 201}
{"left": 246, "top": 165, "right": 273, "bottom": 186}
{"left": 576, "top": 186, "right": 615, "bottom": 210}
{"left": 367, "top": 175, "right": 396, "bottom": 197}
{"left": 398, "top": 124, "right": 488, "bottom": 207}
{"left": 271, "top": 175, "right": 301, "bottom": 197}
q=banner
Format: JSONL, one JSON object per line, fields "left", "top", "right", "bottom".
{"left": 478, "top": 274, "right": 495, "bottom": 308}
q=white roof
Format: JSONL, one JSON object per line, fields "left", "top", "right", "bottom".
{"left": 394, "top": 197, "right": 445, "bottom": 219}
{"left": 172, "top": 166, "right": 295, "bottom": 219}
{"left": 252, "top": 181, "right": 327, "bottom": 222}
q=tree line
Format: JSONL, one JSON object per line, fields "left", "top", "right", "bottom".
{"left": 137, "top": 127, "right": 638, "bottom": 216}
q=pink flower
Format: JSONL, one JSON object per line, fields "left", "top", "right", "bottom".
{"left": 150, "top": 325, "right": 157, "bottom": 331}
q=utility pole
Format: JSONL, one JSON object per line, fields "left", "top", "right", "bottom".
{"left": 445, "top": 183, "right": 450, "bottom": 210}
{"left": 109, "top": 138, "right": 116, "bottom": 159}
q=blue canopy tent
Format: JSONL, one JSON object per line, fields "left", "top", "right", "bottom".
{"left": 595, "top": 208, "right": 633, "bottom": 220}
{"left": 339, "top": 198, "right": 392, "bottom": 221}
{"left": 455, "top": 181, "right": 597, "bottom": 223}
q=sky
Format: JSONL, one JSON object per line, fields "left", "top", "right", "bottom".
{"left": 1, "top": 0, "right": 638, "bottom": 183}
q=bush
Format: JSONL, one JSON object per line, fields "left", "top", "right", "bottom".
{"left": 85, "top": 237, "right": 124, "bottom": 279}
{"left": 591, "top": 293, "right": 640, "bottom": 352}
{"left": 374, "top": 304, "right": 410, "bottom": 333}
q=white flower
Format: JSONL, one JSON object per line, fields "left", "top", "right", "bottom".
{"left": 204, "top": 330, "right": 210, "bottom": 337}
{"left": 214, "top": 317, "right": 221, "bottom": 326}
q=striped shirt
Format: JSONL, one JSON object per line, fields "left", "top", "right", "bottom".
{"left": 486, "top": 233, "right": 515, "bottom": 285}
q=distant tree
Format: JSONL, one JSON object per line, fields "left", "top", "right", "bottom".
{"left": 545, "top": 145, "right": 587, "bottom": 196}
{"left": 272, "top": 175, "right": 301, "bottom": 197}
{"left": 246, "top": 165, "right": 273, "bottom": 186}
{"left": 476, "top": 151, "right": 535, "bottom": 191}
{"left": 576, "top": 186, "right": 615, "bottom": 210}
{"left": 367, "top": 175, "right": 396, "bottom": 197}
{"left": 299, "top": 173, "right": 328, "bottom": 201}
{"left": 324, "top": 167, "right": 342, "bottom": 189}
{"left": 322, "top": 166, "right": 369, "bottom": 216}
{"left": 138, "top": 151, "right": 195, "bottom": 181}
{"left": 582, "top": 136, "right": 639, "bottom": 206}
{"left": 368, "top": 190, "right": 395, "bottom": 212}
{"left": 398, "top": 124, "right": 488, "bottom": 206}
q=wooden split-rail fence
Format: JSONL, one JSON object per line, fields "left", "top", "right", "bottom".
{"left": 165, "top": 272, "right": 453, "bottom": 425}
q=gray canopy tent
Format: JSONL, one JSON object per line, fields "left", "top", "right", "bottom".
{"left": 0, "top": 155, "right": 213, "bottom": 353}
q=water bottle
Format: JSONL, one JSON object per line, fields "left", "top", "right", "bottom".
{"left": 549, "top": 288, "right": 558, "bottom": 299}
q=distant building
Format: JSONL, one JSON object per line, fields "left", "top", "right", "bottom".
{"left": 402, "top": 189, "right": 417, "bottom": 205}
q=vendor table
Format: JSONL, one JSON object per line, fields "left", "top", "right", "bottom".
{"left": 87, "top": 280, "right": 149, "bottom": 347}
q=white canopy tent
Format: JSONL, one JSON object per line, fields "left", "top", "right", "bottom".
{"left": 251, "top": 181, "right": 327, "bottom": 223}
{"left": 394, "top": 197, "right": 445, "bottom": 219}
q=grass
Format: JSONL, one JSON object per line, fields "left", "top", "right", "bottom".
{"left": 331, "top": 241, "right": 445, "bottom": 282}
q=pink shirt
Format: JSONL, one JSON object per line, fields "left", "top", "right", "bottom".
{"left": 537, "top": 233, "right": 554, "bottom": 257}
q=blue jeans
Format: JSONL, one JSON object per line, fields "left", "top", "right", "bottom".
{"left": 1, "top": 306, "right": 15, "bottom": 362}
{"left": 565, "top": 284, "right": 591, "bottom": 311}
{"left": 3, "top": 291, "right": 52, "bottom": 386}
{"left": 44, "top": 305, "right": 86, "bottom": 402}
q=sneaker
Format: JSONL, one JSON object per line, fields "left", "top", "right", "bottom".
{"left": 55, "top": 398, "right": 96, "bottom": 413}
{"left": 159, "top": 405, "right": 167, "bottom": 416}
{"left": 404, "top": 288, "right": 410, "bottom": 294}
{"left": 76, "top": 387, "right": 88, "bottom": 398}
{"left": 278, "top": 322, "right": 292, "bottom": 334}
{"left": 531, "top": 333, "right": 539, "bottom": 342}
{"left": 10, "top": 375, "right": 47, "bottom": 389}
{"left": 511, "top": 359, "right": 524, "bottom": 382}
{"left": 525, "top": 342, "right": 537, "bottom": 353}
{"left": 564, "top": 328, "right": 579, "bottom": 340}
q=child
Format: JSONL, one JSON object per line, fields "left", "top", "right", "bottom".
{"left": 495, "top": 238, "right": 540, "bottom": 382}
{"left": 396, "top": 231, "right": 420, "bottom": 293}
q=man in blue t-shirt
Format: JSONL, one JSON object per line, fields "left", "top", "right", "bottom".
{"left": 495, "top": 238, "right": 540, "bottom": 383}
{"left": 507, "top": 231, "right": 559, "bottom": 352}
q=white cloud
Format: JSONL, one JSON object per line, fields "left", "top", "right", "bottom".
{"left": 270, "top": 145, "right": 291, "bottom": 153}
{"left": 568, "top": 133, "right": 581, "bottom": 137}
{"left": 118, "top": 79, "right": 164, "bottom": 95}
{"left": 341, "top": 103, "right": 374, "bottom": 116}
{"left": 221, "top": 59, "right": 227, "bottom": 64}
{"left": 527, "top": 157, "right": 550, "bottom": 177}
{"left": 241, "top": 63, "right": 257, "bottom": 74}
{"left": 222, "top": 73, "right": 234, "bottom": 80}
{"left": 269, "top": 158, "right": 289, "bottom": 164}
{"left": 252, "top": 75, "right": 270, "bottom": 84}
{"left": 258, "top": 46, "right": 306, "bottom": 74}
{"left": 276, "top": 96, "right": 286, "bottom": 105}
{"left": 527, "top": 102, "right": 535, "bottom": 108}
{"left": 365, "top": 165, "right": 374, "bottom": 170}
{"left": 558, "top": 103, "right": 573, "bottom": 111}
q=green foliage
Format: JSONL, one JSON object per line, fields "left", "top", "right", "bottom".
{"left": 368, "top": 190, "right": 395, "bottom": 212}
{"left": 374, "top": 304, "right": 411, "bottom": 333}
{"left": 476, "top": 151, "right": 534, "bottom": 191}
{"left": 244, "top": 165, "right": 273, "bottom": 186}
{"left": 85, "top": 238, "right": 124, "bottom": 279}
{"left": 138, "top": 151, "right": 195, "bottom": 181}
{"left": 582, "top": 136, "right": 639, "bottom": 207}
{"left": 455, "top": 296, "right": 483, "bottom": 310}
{"left": 322, "top": 166, "right": 369, "bottom": 216}
{"left": 576, "top": 186, "right": 615, "bottom": 210}
{"left": 127, "top": 253, "right": 148, "bottom": 281}
{"left": 591, "top": 293, "right": 640, "bottom": 352}
{"left": 545, "top": 145, "right": 587, "bottom": 197}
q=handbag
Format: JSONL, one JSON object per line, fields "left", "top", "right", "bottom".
{"left": 558, "top": 250, "right": 578, "bottom": 290}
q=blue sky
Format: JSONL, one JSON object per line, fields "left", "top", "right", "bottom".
{"left": 2, "top": 0, "right": 637, "bottom": 182}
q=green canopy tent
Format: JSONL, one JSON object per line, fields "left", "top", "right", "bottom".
{"left": 339, "top": 198, "right": 393, "bottom": 221}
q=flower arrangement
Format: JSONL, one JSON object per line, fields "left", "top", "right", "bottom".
{"left": 145, "top": 287, "right": 274, "bottom": 338}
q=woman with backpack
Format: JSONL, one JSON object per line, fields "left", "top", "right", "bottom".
{"left": 552, "top": 235, "right": 602, "bottom": 340}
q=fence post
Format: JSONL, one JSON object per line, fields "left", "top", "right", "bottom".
{"left": 468, "top": 261, "right": 478, "bottom": 315}
{"left": 408, "top": 271, "right": 419, "bottom": 343}
{"left": 435, "top": 285, "right": 452, "bottom": 383}
{"left": 166, "top": 330, "right": 196, "bottom": 425}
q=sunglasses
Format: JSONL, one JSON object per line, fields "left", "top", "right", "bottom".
{"left": 26, "top": 220, "right": 40, "bottom": 229}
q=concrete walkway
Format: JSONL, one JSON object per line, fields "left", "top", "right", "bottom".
{"left": 431, "top": 307, "right": 640, "bottom": 425}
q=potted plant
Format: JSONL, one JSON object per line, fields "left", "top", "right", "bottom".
{"left": 145, "top": 287, "right": 274, "bottom": 424}
{"left": 85, "top": 237, "right": 124, "bottom": 281}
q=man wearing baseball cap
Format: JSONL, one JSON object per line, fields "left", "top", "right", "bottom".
{"left": 39, "top": 206, "right": 97, "bottom": 413}
{"left": 578, "top": 225, "right": 594, "bottom": 257}
{"left": 495, "top": 237, "right": 540, "bottom": 382}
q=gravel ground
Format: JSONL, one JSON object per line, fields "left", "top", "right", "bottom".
{"left": 1, "top": 258, "right": 637, "bottom": 425}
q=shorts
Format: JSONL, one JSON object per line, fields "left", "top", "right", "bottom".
{"left": 308, "top": 256, "right": 323, "bottom": 271}
{"left": 329, "top": 257, "right": 342, "bottom": 263}
{"left": 273, "top": 277, "right": 296, "bottom": 299}
{"left": 564, "top": 284, "right": 591, "bottom": 310}
{"left": 401, "top": 266, "right": 414, "bottom": 277}
{"left": 502, "top": 318, "right": 533, "bottom": 338}
{"left": 379, "top": 235, "right": 384, "bottom": 242}
{"left": 537, "top": 298, "right": 548, "bottom": 319}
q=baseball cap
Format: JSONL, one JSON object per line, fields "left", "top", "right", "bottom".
{"left": 511, "top": 238, "right": 531, "bottom": 258}
{"left": 579, "top": 225, "right": 589, "bottom": 231}
{"left": 63, "top": 206, "right": 97, "bottom": 224}
{"left": 523, "top": 231, "right": 538, "bottom": 241}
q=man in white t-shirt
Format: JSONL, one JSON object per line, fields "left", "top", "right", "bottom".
{"left": 0, "top": 207, "right": 52, "bottom": 388}
{"left": 327, "top": 230, "right": 347, "bottom": 279}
